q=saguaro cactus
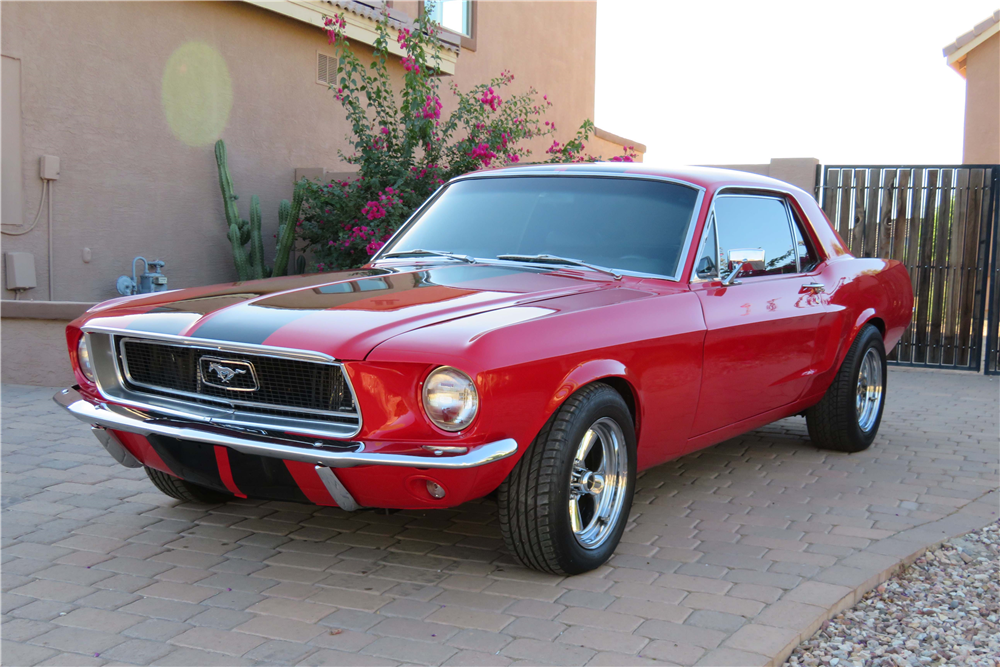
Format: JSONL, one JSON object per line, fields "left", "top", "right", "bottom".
{"left": 272, "top": 183, "right": 305, "bottom": 278}
{"left": 214, "top": 139, "right": 302, "bottom": 280}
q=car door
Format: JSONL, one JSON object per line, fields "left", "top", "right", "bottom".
{"left": 689, "top": 192, "right": 830, "bottom": 437}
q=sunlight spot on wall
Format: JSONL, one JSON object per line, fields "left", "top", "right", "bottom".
{"left": 161, "top": 42, "right": 232, "bottom": 147}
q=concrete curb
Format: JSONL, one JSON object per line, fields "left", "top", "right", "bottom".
{"left": 767, "top": 489, "right": 999, "bottom": 666}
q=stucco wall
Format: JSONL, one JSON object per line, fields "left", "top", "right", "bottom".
{"left": 1, "top": 319, "right": 75, "bottom": 386}
{"left": 963, "top": 32, "right": 1000, "bottom": 164}
{"left": 1, "top": 1, "right": 403, "bottom": 303}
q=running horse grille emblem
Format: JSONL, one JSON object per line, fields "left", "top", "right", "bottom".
{"left": 198, "top": 357, "right": 258, "bottom": 391}
{"left": 209, "top": 362, "right": 245, "bottom": 384}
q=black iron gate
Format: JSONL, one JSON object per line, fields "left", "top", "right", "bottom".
{"left": 816, "top": 165, "right": 1000, "bottom": 372}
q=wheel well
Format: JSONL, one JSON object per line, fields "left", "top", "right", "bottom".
{"left": 866, "top": 317, "right": 885, "bottom": 338}
{"left": 593, "top": 377, "right": 638, "bottom": 432}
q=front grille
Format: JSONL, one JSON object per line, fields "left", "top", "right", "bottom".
{"left": 117, "top": 337, "right": 358, "bottom": 424}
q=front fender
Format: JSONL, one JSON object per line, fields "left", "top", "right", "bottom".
{"left": 546, "top": 359, "right": 631, "bottom": 416}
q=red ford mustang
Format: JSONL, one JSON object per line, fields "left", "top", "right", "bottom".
{"left": 56, "top": 164, "right": 913, "bottom": 574}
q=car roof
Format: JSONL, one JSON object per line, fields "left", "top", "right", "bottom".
{"left": 454, "top": 162, "right": 808, "bottom": 196}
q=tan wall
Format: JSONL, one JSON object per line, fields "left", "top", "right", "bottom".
{"left": 963, "top": 32, "right": 1000, "bottom": 164}
{"left": 1, "top": 1, "right": 392, "bottom": 303}
{"left": 702, "top": 158, "right": 820, "bottom": 196}
{"left": 1, "top": 319, "right": 75, "bottom": 386}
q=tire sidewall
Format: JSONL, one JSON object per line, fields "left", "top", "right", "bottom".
{"left": 846, "top": 327, "right": 887, "bottom": 448}
{"left": 549, "top": 389, "right": 637, "bottom": 574}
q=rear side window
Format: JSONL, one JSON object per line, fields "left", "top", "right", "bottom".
{"left": 714, "top": 195, "right": 796, "bottom": 280}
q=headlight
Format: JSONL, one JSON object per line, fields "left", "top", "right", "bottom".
{"left": 77, "top": 335, "right": 95, "bottom": 382}
{"left": 422, "top": 366, "right": 478, "bottom": 431}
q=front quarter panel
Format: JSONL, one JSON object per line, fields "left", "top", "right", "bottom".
{"left": 366, "top": 287, "right": 707, "bottom": 472}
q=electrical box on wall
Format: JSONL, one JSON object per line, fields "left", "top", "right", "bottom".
{"left": 5, "top": 252, "right": 37, "bottom": 291}
{"left": 40, "top": 155, "right": 60, "bottom": 180}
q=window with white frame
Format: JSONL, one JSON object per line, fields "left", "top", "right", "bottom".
{"left": 425, "top": 0, "right": 471, "bottom": 37}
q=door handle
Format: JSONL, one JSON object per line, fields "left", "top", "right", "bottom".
{"left": 801, "top": 282, "right": 825, "bottom": 293}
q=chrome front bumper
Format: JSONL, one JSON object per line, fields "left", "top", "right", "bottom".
{"left": 53, "top": 387, "right": 518, "bottom": 470}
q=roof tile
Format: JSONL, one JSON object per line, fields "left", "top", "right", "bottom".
{"left": 942, "top": 11, "right": 1000, "bottom": 58}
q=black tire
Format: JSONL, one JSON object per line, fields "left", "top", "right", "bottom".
{"left": 144, "top": 466, "right": 231, "bottom": 504}
{"left": 806, "top": 324, "right": 887, "bottom": 453}
{"left": 498, "top": 383, "right": 637, "bottom": 575}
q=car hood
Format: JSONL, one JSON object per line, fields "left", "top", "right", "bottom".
{"left": 81, "top": 263, "right": 624, "bottom": 360}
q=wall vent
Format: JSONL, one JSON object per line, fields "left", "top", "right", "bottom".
{"left": 317, "top": 52, "right": 334, "bottom": 86}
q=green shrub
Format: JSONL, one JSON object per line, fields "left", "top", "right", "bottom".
{"left": 298, "top": 5, "right": 637, "bottom": 271}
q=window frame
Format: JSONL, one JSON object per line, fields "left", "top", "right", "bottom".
{"left": 691, "top": 189, "right": 816, "bottom": 283}
{"left": 420, "top": 0, "right": 477, "bottom": 50}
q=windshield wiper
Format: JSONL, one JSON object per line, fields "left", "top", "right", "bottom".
{"left": 496, "top": 254, "right": 621, "bottom": 280}
{"left": 381, "top": 249, "right": 476, "bottom": 264}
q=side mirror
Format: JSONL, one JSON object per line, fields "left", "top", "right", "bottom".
{"left": 722, "top": 260, "right": 755, "bottom": 286}
{"left": 721, "top": 248, "right": 765, "bottom": 286}
{"left": 727, "top": 248, "right": 765, "bottom": 271}
{"left": 695, "top": 256, "right": 715, "bottom": 278}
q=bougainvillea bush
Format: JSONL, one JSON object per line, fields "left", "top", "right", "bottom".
{"left": 298, "top": 5, "right": 638, "bottom": 271}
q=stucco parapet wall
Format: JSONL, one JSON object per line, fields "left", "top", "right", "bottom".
{"left": 594, "top": 127, "right": 646, "bottom": 154}
{"left": 1, "top": 300, "right": 94, "bottom": 321}
{"left": 247, "top": 0, "right": 459, "bottom": 74}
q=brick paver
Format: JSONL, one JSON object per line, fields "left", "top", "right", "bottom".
{"left": 2, "top": 368, "right": 997, "bottom": 665}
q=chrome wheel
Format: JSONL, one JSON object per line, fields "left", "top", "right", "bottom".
{"left": 569, "top": 417, "right": 629, "bottom": 549}
{"left": 856, "top": 348, "right": 883, "bottom": 433}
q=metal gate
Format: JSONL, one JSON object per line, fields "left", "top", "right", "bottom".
{"left": 816, "top": 165, "right": 1000, "bottom": 372}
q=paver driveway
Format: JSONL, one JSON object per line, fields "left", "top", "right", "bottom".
{"left": 2, "top": 368, "right": 998, "bottom": 666}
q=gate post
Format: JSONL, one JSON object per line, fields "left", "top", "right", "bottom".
{"left": 982, "top": 166, "right": 1000, "bottom": 374}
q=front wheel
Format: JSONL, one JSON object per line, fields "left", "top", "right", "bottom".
{"left": 498, "top": 383, "right": 636, "bottom": 575}
{"left": 806, "top": 324, "right": 887, "bottom": 452}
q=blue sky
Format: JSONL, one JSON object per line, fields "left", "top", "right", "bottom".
{"left": 596, "top": 0, "right": 998, "bottom": 166}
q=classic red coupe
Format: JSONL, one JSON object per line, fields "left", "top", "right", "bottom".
{"left": 56, "top": 164, "right": 913, "bottom": 574}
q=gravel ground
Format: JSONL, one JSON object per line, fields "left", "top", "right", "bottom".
{"left": 786, "top": 520, "right": 1000, "bottom": 667}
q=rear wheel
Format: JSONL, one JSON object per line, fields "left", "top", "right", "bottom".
{"left": 806, "top": 324, "right": 887, "bottom": 452}
{"left": 144, "top": 466, "right": 231, "bottom": 503}
{"left": 498, "top": 383, "right": 636, "bottom": 575}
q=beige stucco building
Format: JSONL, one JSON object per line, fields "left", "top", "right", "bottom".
{"left": 1, "top": 0, "right": 643, "bottom": 385}
{"left": 943, "top": 10, "right": 1000, "bottom": 164}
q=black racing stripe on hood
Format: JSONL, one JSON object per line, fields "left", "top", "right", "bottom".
{"left": 186, "top": 306, "right": 310, "bottom": 345}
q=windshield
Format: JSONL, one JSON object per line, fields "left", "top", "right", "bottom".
{"left": 379, "top": 176, "right": 701, "bottom": 278}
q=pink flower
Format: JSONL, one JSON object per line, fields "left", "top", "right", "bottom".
{"left": 417, "top": 95, "right": 442, "bottom": 120}
{"left": 396, "top": 28, "right": 411, "bottom": 49}
{"left": 366, "top": 240, "right": 385, "bottom": 255}
{"left": 380, "top": 126, "right": 389, "bottom": 135}
{"left": 401, "top": 56, "right": 419, "bottom": 73}
{"left": 479, "top": 87, "right": 502, "bottom": 111}
{"left": 323, "top": 14, "right": 346, "bottom": 44}
{"left": 468, "top": 142, "right": 497, "bottom": 167}
{"left": 508, "top": 154, "right": 520, "bottom": 163}
{"left": 361, "top": 201, "right": 387, "bottom": 220}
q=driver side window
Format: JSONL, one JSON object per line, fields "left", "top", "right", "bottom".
{"left": 714, "top": 195, "right": 797, "bottom": 281}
